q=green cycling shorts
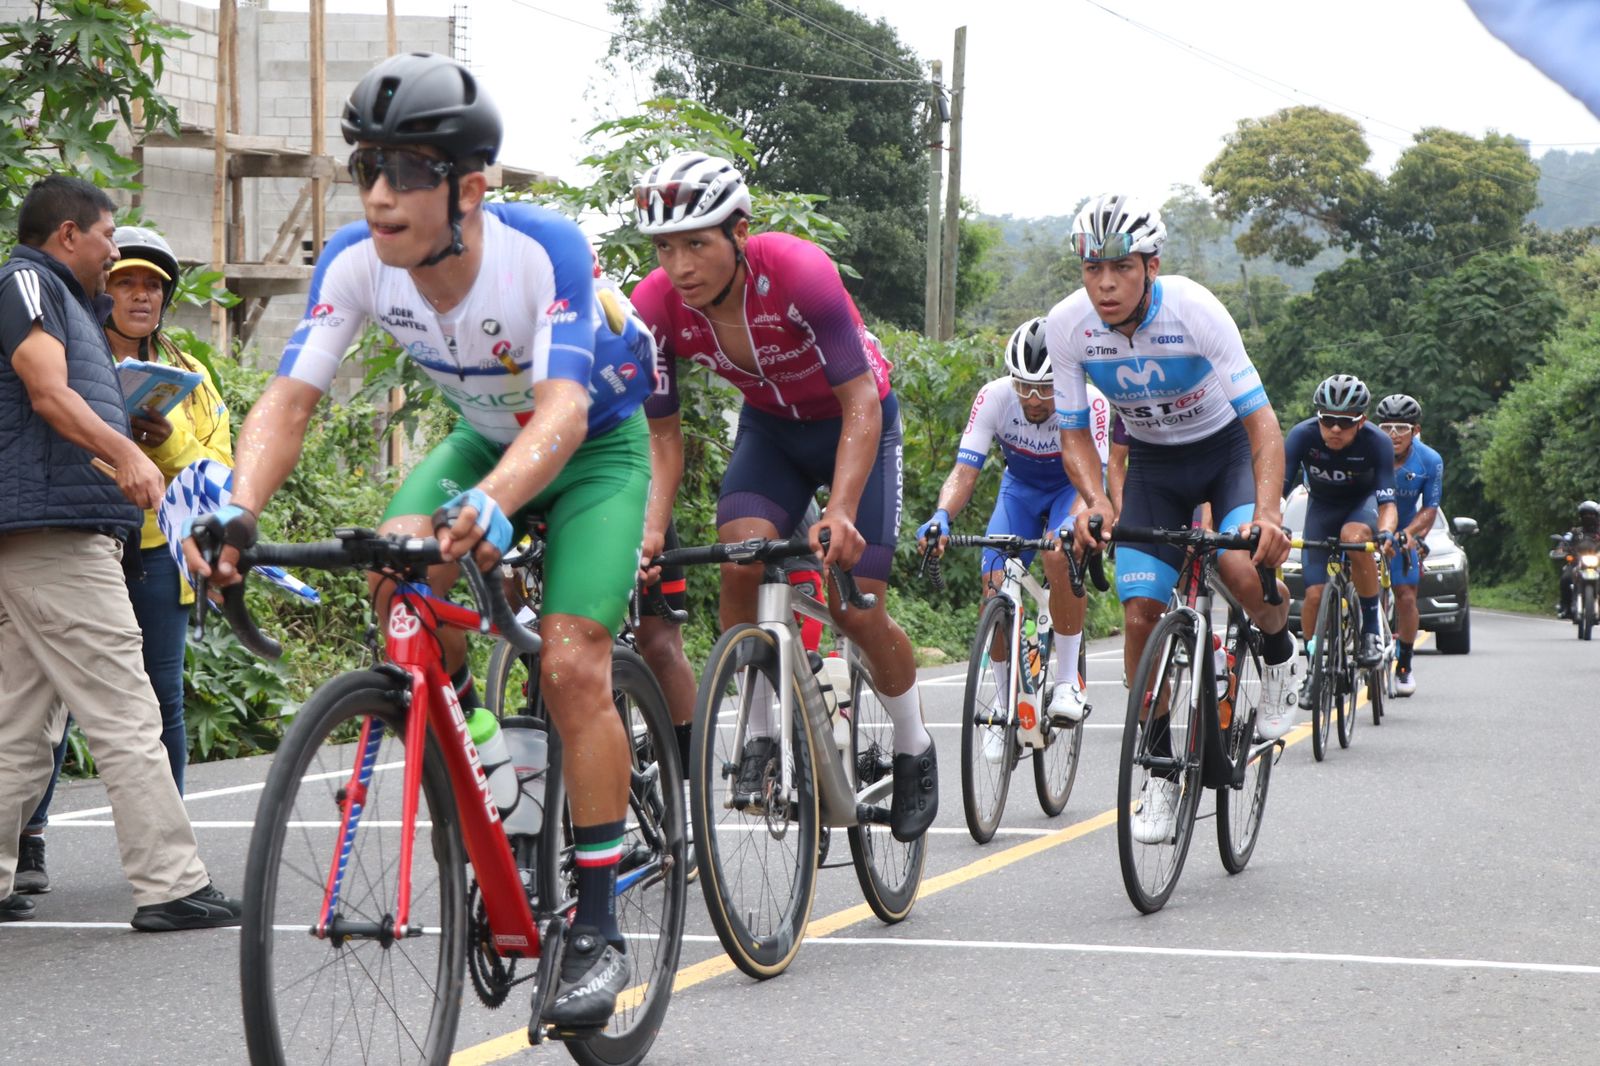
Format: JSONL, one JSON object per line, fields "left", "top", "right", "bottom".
{"left": 384, "top": 409, "right": 650, "bottom": 632}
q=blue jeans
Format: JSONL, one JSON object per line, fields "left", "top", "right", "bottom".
{"left": 26, "top": 545, "right": 189, "bottom": 831}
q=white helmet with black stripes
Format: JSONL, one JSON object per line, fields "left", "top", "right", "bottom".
{"left": 633, "top": 152, "right": 753, "bottom": 235}
{"left": 1004, "top": 317, "right": 1051, "bottom": 384}
{"left": 1071, "top": 192, "right": 1167, "bottom": 260}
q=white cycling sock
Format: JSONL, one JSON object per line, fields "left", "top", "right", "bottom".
{"left": 879, "top": 684, "right": 932, "bottom": 755}
{"left": 1055, "top": 632, "right": 1083, "bottom": 685}
{"left": 744, "top": 674, "right": 777, "bottom": 740}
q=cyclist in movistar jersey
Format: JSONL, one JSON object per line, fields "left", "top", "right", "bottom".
{"left": 917, "top": 317, "right": 1110, "bottom": 725}
{"left": 630, "top": 152, "right": 938, "bottom": 844}
{"left": 1376, "top": 393, "right": 1442, "bottom": 695}
{"left": 1048, "top": 194, "right": 1297, "bottom": 845}
{"left": 184, "top": 53, "right": 648, "bottom": 1028}
{"left": 1284, "top": 375, "right": 1398, "bottom": 695}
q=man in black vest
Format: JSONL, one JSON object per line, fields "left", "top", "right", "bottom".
{"left": 0, "top": 175, "right": 241, "bottom": 929}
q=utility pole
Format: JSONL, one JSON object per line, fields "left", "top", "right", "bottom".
{"left": 938, "top": 26, "right": 966, "bottom": 341}
{"left": 1239, "top": 261, "right": 1259, "bottom": 331}
{"left": 923, "top": 59, "right": 944, "bottom": 337}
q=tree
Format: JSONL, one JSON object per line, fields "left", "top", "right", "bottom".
{"left": 1380, "top": 128, "right": 1539, "bottom": 263}
{"left": 1159, "top": 185, "right": 1229, "bottom": 283}
{"left": 0, "top": 0, "right": 182, "bottom": 236}
{"left": 607, "top": 0, "right": 934, "bottom": 325}
{"left": 1201, "top": 106, "right": 1380, "bottom": 265}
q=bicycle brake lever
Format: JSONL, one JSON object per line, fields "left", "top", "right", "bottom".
{"left": 920, "top": 543, "right": 946, "bottom": 592}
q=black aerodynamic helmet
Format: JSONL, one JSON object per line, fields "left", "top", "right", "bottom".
{"left": 341, "top": 52, "right": 501, "bottom": 166}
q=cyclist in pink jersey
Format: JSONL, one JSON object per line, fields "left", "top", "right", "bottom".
{"left": 631, "top": 152, "right": 936, "bottom": 843}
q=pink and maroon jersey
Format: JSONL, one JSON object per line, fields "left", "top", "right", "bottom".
{"left": 634, "top": 232, "right": 892, "bottom": 421}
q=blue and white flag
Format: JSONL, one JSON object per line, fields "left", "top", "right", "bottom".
{"left": 157, "top": 459, "right": 321, "bottom": 604}
{"left": 1467, "top": 0, "right": 1600, "bottom": 119}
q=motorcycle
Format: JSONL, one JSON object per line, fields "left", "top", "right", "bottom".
{"left": 1551, "top": 533, "right": 1600, "bottom": 641}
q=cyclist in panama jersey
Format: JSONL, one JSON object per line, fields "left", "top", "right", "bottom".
{"left": 630, "top": 151, "right": 938, "bottom": 844}
{"left": 917, "top": 317, "right": 1110, "bottom": 727}
{"left": 184, "top": 53, "right": 649, "bottom": 1028}
{"left": 1374, "top": 393, "right": 1441, "bottom": 695}
{"left": 1047, "top": 193, "right": 1299, "bottom": 846}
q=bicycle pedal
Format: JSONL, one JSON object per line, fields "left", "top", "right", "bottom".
{"left": 525, "top": 916, "right": 567, "bottom": 1046}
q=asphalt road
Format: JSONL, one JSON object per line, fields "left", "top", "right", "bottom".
{"left": 3, "top": 607, "right": 1595, "bottom": 1065}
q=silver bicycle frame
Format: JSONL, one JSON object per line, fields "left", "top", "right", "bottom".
{"left": 991, "top": 555, "right": 1053, "bottom": 746}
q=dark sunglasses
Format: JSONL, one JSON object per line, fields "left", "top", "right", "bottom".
{"left": 1317, "top": 412, "right": 1363, "bottom": 429}
{"left": 347, "top": 147, "right": 453, "bottom": 192}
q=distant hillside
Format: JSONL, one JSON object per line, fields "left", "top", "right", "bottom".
{"left": 1531, "top": 148, "right": 1600, "bottom": 231}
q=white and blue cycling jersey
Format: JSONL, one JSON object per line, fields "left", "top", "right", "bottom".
{"left": 955, "top": 377, "right": 1110, "bottom": 489}
{"left": 1045, "top": 276, "right": 1269, "bottom": 446}
{"left": 1392, "top": 438, "right": 1444, "bottom": 528}
{"left": 278, "top": 202, "right": 651, "bottom": 446}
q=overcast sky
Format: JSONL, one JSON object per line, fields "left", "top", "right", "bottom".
{"left": 287, "top": 0, "right": 1600, "bottom": 223}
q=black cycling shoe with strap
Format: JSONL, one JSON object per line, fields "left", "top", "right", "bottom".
{"left": 541, "top": 925, "right": 629, "bottom": 1032}
{"left": 890, "top": 742, "right": 938, "bottom": 842}
{"left": 1358, "top": 632, "right": 1384, "bottom": 668}
{"left": 730, "top": 736, "right": 778, "bottom": 811}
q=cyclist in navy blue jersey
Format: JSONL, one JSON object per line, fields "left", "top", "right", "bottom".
{"left": 1284, "top": 374, "right": 1398, "bottom": 690}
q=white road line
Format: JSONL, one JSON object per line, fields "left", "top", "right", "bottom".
{"left": 48, "top": 760, "right": 407, "bottom": 822}
{"left": 793, "top": 936, "right": 1600, "bottom": 977}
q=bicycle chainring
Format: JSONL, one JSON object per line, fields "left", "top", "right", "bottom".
{"left": 467, "top": 879, "right": 516, "bottom": 1008}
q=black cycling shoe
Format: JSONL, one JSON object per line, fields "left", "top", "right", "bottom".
{"left": 890, "top": 743, "right": 938, "bottom": 843}
{"left": 1297, "top": 675, "right": 1319, "bottom": 711}
{"left": 731, "top": 736, "right": 777, "bottom": 810}
{"left": 1357, "top": 632, "right": 1384, "bottom": 667}
{"left": 130, "top": 881, "right": 243, "bottom": 932}
{"left": 541, "top": 925, "right": 629, "bottom": 1032}
{"left": 0, "top": 893, "right": 35, "bottom": 922}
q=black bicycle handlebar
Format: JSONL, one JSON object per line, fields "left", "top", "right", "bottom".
{"left": 192, "top": 522, "right": 541, "bottom": 660}
{"left": 1111, "top": 523, "right": 1283, "bottom": 606}
{"left": 920, "top": 542, "right": 946, "bottom": 592}
{"left": 651, "top": 531, "right": 877, "bottom": 611}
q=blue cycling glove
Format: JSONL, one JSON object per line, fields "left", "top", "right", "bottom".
{"left": 917, "top": 509, "right": 951, "bottom": 544}
{"left": 434, "top": 488, "right": 514, "bottom": 557}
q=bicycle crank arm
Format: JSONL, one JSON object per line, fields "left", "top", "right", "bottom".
{"left": 856, "top": 774, "right": 893, "bottom": 808}
{"left": 854, "top": 803, "right": 893, "bottom": 826}
{"left": 526, "top": 916, "right": 568, "bottom": 1046}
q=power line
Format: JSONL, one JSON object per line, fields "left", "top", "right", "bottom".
{"left": 702, "top": 0, "right": 887, "bottom": 80}
{"left": 509, "top": 0, "right": 930, "bottom": 86}
{"left": 762, "top": 0, "right": 925, "bottom": 80}
{"left": 1080, "top": 0, "right": 1600, "bottom": 206}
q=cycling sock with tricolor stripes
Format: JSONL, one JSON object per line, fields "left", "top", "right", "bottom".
{"left": 573, "top": 820, "right": 626, "bottom": 949}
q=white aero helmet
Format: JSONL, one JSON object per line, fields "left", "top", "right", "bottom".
{"left": 633, "top": 152, "right": 753, "bottom": 235}
{"left": 1070, "top": 193, "right": 1167, "bottom": 260}
{"left": 1004, "top": 317, "right": 1050, "bottom": 384}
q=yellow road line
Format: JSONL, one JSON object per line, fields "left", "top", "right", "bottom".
{"left": 452, "top": 639, "right": 1415, "bottom": 1064}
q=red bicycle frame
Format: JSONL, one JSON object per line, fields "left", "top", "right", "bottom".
{"left": 314, "top": 580, "right": 541, "bottom": 957}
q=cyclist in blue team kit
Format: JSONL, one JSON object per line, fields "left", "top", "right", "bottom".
{"left": 1284, "top": 375, "right": 1399, "bottom": 702}
{"left": 917, "top": 317, "right": 1110, "bottom": 725}
{"left": 183, "top": 53, "right": 653, "bottom": 1028}
{"left": 1376, "top": 393, "right": 1442, "bottom": 696}
{"left": 1047, "top": 194, "right": 1297, "bottom": 845}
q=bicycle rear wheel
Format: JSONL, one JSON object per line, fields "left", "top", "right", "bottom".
{"left": 1337, "top": 584, "right": 1360, "bottom": 749}
{"left": 555, "top": 647, "right": 686, "bottom": 1066}
{"left": 1310, "top": 588, "right": 1339, "bottom": 762}
{"left": 960, "top": 596, "right": 1017, "bottom": 843}
{"left": 241, "top": 670, "right": 466, "bottom": 1065}
{"left": 1116, "top": 611, "right": 1204, "bottom": 914}
{"left": 1034, "top": 638, "right": 1085, "bottom": 817}
{"left": 691, "top": 624, "right": 819, "bottom": 979}
{"left": 847, "top": 663, "right": 926, "bottom": 923}
{"left": 1217, "top": 624, "right": 1272, "bottom": 873}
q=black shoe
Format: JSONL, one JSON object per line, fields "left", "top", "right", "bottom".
{"left": 1558, "top": 603, "right": 1573, "bottom": 620}
{"left": 731, "top": 736, "right": 778, "bottom": 810}
{"left": 541, "top": 925, "right": 629, "bottom": 1032}
{"left": 0, "top": 893, "right": 35, "bottom": 922}
{"left": 890, "top": 743, "right": 938, "bottom": 843}
{"left": 130, "top": 881, "right": 243, "bottom": 931}
{"left": 1357, "top": 632, "right": 1383, "bottom": 667}
{"left": 1297, "top": 676, "right": 1319, "bottom": 711}
{"left": 15, "top": 834, "right": 48, "bottom": 894}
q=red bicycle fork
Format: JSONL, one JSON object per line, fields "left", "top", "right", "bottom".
{"left": 313, "top": 590, "right": 542, "bottom": 958}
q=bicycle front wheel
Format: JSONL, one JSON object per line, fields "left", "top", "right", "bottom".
{"left": 558, "top": 647, "right": 686, "bottom": 1066}
{"left": 960, "top": 596, "right": 1017, "bottom": 843}
{"left": 1337, "top": 584, "right": 1360, "bottom": 749}
{"left": 1034, "top": 638, "right": 1085, "bottom": 817}
{"left": 241, "top": 670, "right": 467, "bottom": 1065}
{"left": 847, "top": 663, "right": 927, "bottom": 923}
{"left": 691, "top": 624, "right": 819, "bottom": 979}
{"left": 1217, "top": 625, "right": 1272, "bottom": 873}
{"left": 1117, "top": 612, "right": 1204, "bottom": 914}
{"left": 1311, "top": 589, "right": 1339, "bottom": 762}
